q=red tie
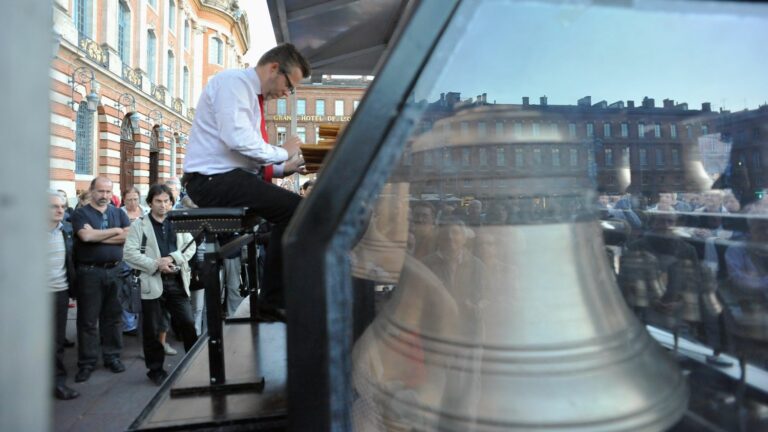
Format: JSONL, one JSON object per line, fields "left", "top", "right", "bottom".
{"left": 258, "top": 94, "right": 273, "bottom": 182}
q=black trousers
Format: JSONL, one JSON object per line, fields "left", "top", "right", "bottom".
{"left": 76, "top": 266, "right": 124, "bottom": 369}
{"left": 141, "top": 277, "right": 198, "bottom": 373}
{"left": 53, "top": 290, "right": 69, "bottom": 385}
{"left": 185, "top": 169, "right": 301, "bottom": 308}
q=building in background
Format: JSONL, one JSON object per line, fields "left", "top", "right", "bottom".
{"left": 264, "top": 76, "right": 370, "bottom": 146}
{"left": 716, "top": 105, "right": 768, "bottom": 201}
{"left": 403, "top": 93, "right": 750, "bottom": 201}
{"left": 50, "top": 0, "right": 250, "bottom": 199}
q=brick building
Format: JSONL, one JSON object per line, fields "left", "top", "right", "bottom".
{"left": 263, "top": 76, "right": 369, "bottom": 145}
{"left": 50, "top": 0, "right": 250, "bottom": 199}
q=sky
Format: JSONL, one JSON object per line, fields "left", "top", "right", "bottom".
{"left": 413, "top": 0, "right": 768, "bottom": 111}
{"left": 239, "top": 0, "right": 277, "bottom": 66}
{"left": 236, "top": 1, "right": 768, "bottom": 111}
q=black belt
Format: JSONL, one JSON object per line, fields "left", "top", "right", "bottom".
{"left": 78, "top": 261, "right": 121, "bottom": 269}
{"left": 183, "top": 169, "right": 263, "bottom": 186}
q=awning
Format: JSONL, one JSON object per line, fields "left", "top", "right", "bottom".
{"left": 266, "top": 0, "right": 410, "bottom": 78}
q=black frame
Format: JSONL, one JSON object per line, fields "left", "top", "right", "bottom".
{"left": 282, "top": 1, "right": 462, "bottom": 430}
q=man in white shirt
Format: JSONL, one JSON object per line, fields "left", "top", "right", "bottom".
{"left": 182, "top": 44, "right": 310, "bottom": 316}
{"left": 49, "top": 191, "right": 79, "bottom": 400}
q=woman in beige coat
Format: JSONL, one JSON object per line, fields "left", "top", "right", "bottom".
{"left": 123, "top": 184, "right": 197, "bottom": 385}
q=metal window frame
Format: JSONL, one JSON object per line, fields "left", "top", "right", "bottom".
{"left": 282, "top": 1, "right": 461, "bottom": 430}
{"left": 118, "top": 1, "right": 130, "bottom": 64}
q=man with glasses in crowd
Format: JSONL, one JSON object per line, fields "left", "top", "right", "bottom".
{"left": 183, "top": 44, "right": 310, "bottom": 321}
{"left": 70, "top": 176, "right": 131, "bottom": 382}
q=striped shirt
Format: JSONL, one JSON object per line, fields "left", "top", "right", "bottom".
{"left": 48, "top": 223, "right": 68, "bottom": 292}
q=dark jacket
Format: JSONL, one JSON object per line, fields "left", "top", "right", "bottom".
{"left": 62, "top": 222, "right": 77, "bottom": 295}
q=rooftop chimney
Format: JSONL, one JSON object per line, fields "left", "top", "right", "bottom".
{"left": 522, "top": 97, "right": 530, "bottom": 106}
{"left": 627, "top": 100, "right": 635, "bottom": 108}
{"left": 675, "top": 102, "right": 688, "bottom": 110}
{"left": 577, "top": 96, "right": 591, "bottom": 107}
{"left": 445, "top": 92, "right": 461, "bottom": 107}
{"left": 642, "top": 97, "right": 655, "bottom": 108}
{"left": 663, "top": 99, "right": 674, "bottom": 108}
{"left": 702, "top": 102, "right": 712, "bottom": 112}
{"left": 540, "top": 96, "right": 548, "bottom": 106}
{"left": 482, "top": 93, "right": 487, "bottom": 103}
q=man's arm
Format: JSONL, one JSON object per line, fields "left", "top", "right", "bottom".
{"left": 274, "top": 152, "right": 307, "bottom": 178}
{"left": 102, "top": 227, "right": 130, "bottom": 244}
{"left": 211, "top": 75, "right": 291, "bottom": 165}
{"left": 123, "top": 223, "right": 158, "bottom": 274}
{"left": 77, "top": 225, "right": 122, "bottom": 243}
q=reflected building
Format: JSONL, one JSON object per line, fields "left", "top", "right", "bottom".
{"left": 716, "top": 105, "right": 768, "bottom": 203}
{"left": 402, "top": 93, "right": 727, "bottom": 201}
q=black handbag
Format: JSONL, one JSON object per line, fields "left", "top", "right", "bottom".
{"left": 119, "top": 233, "right": 147, "bottom": 314}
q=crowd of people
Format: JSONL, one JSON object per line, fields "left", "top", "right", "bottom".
{"left": 49, "top": 43, "right": 314, "bottom": 401}
{"left": 49, "top": 177, "right": 210, "bottom": 400}
{"left": 400, "top": 188, "right": 768, "bottom": 364}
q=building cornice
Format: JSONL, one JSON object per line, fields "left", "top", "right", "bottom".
{"left": 189, "top": 0, "right": 250, "bottom": 53}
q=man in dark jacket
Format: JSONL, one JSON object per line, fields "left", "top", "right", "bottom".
{"left": 49, "top": 191, "right": 78, "bottom": 400}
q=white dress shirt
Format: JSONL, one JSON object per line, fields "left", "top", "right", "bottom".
{"left": 184, "top": 68, "right": 288, "bottom": 176}
{"left": 48, "top": 222, "right": 68, "bottom": 292}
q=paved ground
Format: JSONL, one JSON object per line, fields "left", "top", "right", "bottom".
{"left": 53, "top": 304, "right": 185, "bottom": 432}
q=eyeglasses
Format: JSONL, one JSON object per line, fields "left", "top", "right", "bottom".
{"left": 280, "top": 67, "right": 295, "bottom": 95}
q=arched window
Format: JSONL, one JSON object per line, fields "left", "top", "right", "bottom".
{"left": 118, "top": 1, "right": 131, "bottom": 64}
{"left": 183, "top": 66, "right": 190, "bottom": 105}
{"left": 147, "top": 30, "right": 157, "bottom": 83}
{"left": 168, "top": 0, "right": 176, "bottom": 32}
{"left": 209, "top": 37, "right": 223, "bottom": 65}
{"left": 73, "top": 0, "right": 92, "bottom": 37}
{"left": 167, "top": 50, "right": 175, "bottom": 96}
{"left": 75, "top": 101, "right": 94, "bottom": 174}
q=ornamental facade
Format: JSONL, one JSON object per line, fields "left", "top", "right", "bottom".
{"left": 51, "top": 0, "right": 250, "bottom": 199}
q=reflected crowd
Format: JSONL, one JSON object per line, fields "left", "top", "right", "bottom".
{"left": 385, "top": 188, "right": 768, "bottom": 368}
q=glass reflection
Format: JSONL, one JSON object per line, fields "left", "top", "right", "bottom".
{"left": 349, "top": 0, "right": 768, "bottom": 430}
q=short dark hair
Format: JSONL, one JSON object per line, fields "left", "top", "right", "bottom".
{"left": 123, "top": 186, "right": 141, "bottom": 200}
{"left": 145, "top": 184, "right": 175, "bottom": 206}
{"left": 257, "top": 43, "right": 311, "bottom": 79}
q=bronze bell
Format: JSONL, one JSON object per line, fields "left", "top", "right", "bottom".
{"left": 618, "top": 250, "right": 666, "bottom": 309}
{"left": 352, "top": 108, "right": 689, "bottom": 431}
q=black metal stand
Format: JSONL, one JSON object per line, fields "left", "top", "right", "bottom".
{"left": 170, "top": 229, "right": 264, "bottom": 396}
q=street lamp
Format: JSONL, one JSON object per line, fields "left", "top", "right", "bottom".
{"left": 148, "top": 109, "right": 166, "bottom": 142}
{"left": 68, "top": 66, "right": 100, "bottom": 112}
{"left": 116, "top": 93, "right": 141, "bottom": 134}
{"left": 170, "top": 119, "right": 187, "bottom": 146}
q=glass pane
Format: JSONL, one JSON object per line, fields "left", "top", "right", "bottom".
{"left": 350, "top": 1, "right": 768, "bottom": 431}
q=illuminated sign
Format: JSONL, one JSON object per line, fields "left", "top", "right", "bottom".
{"left": 271, "top": 115, "right": 351, "bottom": 122}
